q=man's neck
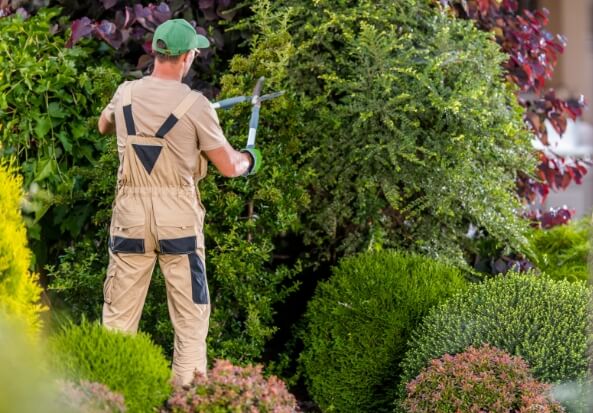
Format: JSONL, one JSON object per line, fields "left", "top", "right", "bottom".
{"left": 151, "top": 65, "right": 183, "bottom": 81}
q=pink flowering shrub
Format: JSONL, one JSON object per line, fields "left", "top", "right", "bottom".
{"left": 402, "top": 345, "right": 564, "bottom": 413}
{"left": 163, "top": 359, "right": 299, "bottom": 413}
{"left": 56, "top": 379, "right": 126, "bottom": 413}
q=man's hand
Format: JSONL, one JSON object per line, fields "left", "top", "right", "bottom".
{"left": 240, "top": 147, "right": 261, "bottom": 176}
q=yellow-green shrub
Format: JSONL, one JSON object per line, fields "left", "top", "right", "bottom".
{"left": 0, "top": 162, "right": 44, "bottom": 335}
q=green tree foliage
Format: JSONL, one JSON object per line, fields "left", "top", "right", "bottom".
{"left": 300, "top": 250, "right": 467, "bottom": 413}
{"left": 528, "top": 220, "right": 591, "bottom": 283}
{"left": 49, "top": 320, "right": 171, "bottom": 413}
{"left": 398, "top": 274, "right": 593, "bottom": 409}
{"left": 0, "top": 162, "right": 44, "bottom": 336}
{"left": 261, "top": 0, "right": 535, "bottom": 265}
{"left": 0, "top": 8, "right": 121, "bottom": 262}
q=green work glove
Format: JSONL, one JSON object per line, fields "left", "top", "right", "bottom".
{"left": 241, "top": 147, "right": 262, "bottom": 176}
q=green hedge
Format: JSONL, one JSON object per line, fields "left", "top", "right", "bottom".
{"left": 300, "top": 250, "right": 467, "bottom": 413}
{"left": 267, "top": 0, "right": 534, "bottom": 265}
{"left": 398, "top": 274, "right": 593, "bottom": 409}
{"left": 49, "top": 320, "right": 171, "bottom": 413}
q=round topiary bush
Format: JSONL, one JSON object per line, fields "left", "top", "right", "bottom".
{"left": 163, "top": 359, "right": 298, "bottom": 412}
{"left": 50, "top": 320, "right": 171, "bottom": 413}
{"left": 398, "top": 273, "right": 593, "bottom": 407}
{"left": 402, "top": 344, "right": 565, "bottom": 413}
{"left": 300, "top": 250, "right": 467, "bottom": 413}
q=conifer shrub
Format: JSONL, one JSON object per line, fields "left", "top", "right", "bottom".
{"left": 300, "top": 250, "right": 467, "bottom": 413}
{"left": 527, "top": 219, "right": 590, "bottom": 283}
{"left": 402, "top": 344, "right": 565, "bottom": 413}
{"left": 398, "top": 273, "right": 593, "bottom": 408}
{"left": 49, "top": 320, "right": 171, "bottom": 413}
{"left": 163, "top": 359, "right": 298, "bottom": 413}
{"left": 0, "top": 162, "right": 44, "bottom": 336}
{"left": 56, "top": 380, "right": 127, "bottom": 413}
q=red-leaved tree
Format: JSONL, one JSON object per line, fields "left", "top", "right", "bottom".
{"left": 439, "top": 0, "right": 588, "bottom": 228}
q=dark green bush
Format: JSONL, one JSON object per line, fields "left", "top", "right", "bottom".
{"left": 163, "top": 359, "right": 298, "bottom": 412}
{"left": 49, "top": 320, "right": 171, "bottom": 413}
{"left": 300, "top": 250, "right": 467, "bottom": 413}
{"left": 398, "top": 273, "right": 593, "bottom": 409}
{"left": 528, "top": 219, "right": 591, "bottom": 283}
{"left": 402, "top": 344, "right": 564, "bottom": 413}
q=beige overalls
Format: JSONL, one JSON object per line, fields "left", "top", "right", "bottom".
{"left": 102, "top": 81, "right": 212, "bottom": 385}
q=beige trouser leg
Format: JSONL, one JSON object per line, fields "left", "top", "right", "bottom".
{"left": 103, "top": 248, "right": 157, "bottom": 333}
{"left": 103, "top": 244, "right": 210, "bottom": 385}
{"left": 159, "top": 247, "right": 210, "bottom": 385}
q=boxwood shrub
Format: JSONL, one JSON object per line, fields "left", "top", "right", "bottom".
{"left": 300, "top": 250, "right": 467, "bottom": 413}
{"left": 398, "top": 273, "right": 593, "bottom": 409}
{"left": 49, "top": 320, "right": 171, "bottom": 413}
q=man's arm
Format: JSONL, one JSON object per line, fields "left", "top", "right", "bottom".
{"left": 98, "top": 111, "right": 115, "bottom": 135}
{"left": 205, "top": 142, "right": 253, "bottom": 177}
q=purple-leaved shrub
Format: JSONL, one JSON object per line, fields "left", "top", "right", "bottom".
{"left": 402, "top": 344, "right": 565, "bottom": 413}
{"left": 163, "top": 359, "right": 299, "bottom": 413}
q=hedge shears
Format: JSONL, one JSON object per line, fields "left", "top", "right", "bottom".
{"left": 212, "top": 77, "right": 284, "bottom": 148}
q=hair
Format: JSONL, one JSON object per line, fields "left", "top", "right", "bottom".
{"left": 154, "top": 39, "right": 183, "bottom": 63}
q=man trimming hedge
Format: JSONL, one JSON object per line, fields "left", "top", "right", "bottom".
{"left": 97, "top": 19, "right": 261, "bottom": 385}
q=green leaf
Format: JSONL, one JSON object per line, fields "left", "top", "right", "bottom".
{"left": 47, "top": 102, "right": 67, "bottom": 119}
{"left": 57, "top": 131, "right": 73, "bottom": 153}
{"left": 34, "top": 158, "right": 57, "bottom": 182}
{"left": 34, "top": 117, "right": 51, "bottom": 139}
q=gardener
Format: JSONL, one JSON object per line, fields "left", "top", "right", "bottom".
{"left": 97, "top": 18, "right": 261, "bottom": 385}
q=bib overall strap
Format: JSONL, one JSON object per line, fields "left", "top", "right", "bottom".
{"left": 122, "top": 83, "right": 136, "bottom": 137}
{"left": 155, "top": 91, "right": 201, "bottom": 138}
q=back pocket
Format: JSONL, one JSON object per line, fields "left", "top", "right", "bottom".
{"left": 155, "top": 212, "right": 199, "bottom": 254}
{"left": 110, "top": 212, "right": 145, "bottom": 253}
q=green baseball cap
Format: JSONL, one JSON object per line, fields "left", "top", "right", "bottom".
{"left": 152, "top": 19, "right": 210, "bottom": 56}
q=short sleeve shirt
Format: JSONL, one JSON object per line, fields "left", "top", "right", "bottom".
{"left": 101, "top": 76, "right": 227, "bottom": 186}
